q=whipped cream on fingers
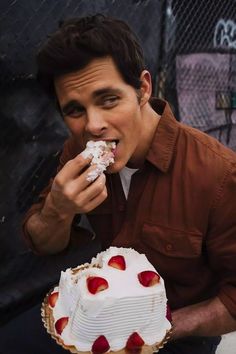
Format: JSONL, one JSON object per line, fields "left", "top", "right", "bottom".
{"left": 81, "top": 140, "right": 116, "bottom": 182}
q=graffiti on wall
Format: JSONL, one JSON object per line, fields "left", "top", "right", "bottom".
{"left": 213, "top": 19, "right": 236, "bottom": 49}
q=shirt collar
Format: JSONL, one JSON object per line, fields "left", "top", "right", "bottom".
{"left": 146, "top": 98, "right": 179, "bottom": 173}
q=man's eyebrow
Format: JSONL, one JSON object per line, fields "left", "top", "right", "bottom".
{"left": 92, "top": 87, "right": 122, "bottom": 98}
{"left": 61, "top": 100, "right": 82, "bottom": 114}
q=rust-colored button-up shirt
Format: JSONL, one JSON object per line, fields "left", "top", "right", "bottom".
{"left": 23, "top": 99, "right": 236, "bottom": 317}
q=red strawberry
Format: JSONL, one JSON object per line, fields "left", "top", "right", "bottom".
{"left": 87, "top": 276, "right": 109, "bottom": 294}
{"left": 48, "top": 291, "right": 59, "bottom": 308}
{"left": 166, "top": 303, "right": 172, "bottom": 322}
{"left": 126, "top": 332, "right": 145, "bottom": 350}
{"left": 55, "top": 317, "right": 69, "bottom": 335}
{"left": 138, "top": 271, "right": 160, "bottom": 287}
{"left": 92, "top": 335, "right": 110, "bottom": 354}
{"left": 108, "top": 255, "right": 126, "bottom": 270}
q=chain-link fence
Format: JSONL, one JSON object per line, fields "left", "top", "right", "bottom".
{"left": 0, "top": 0, "right": 163, "bottom": 83}
{"left": 1, "top": 0, "right": 236, "bottom": 253}
{"left": 158, "top": 0, "right": 236, "bottom": 150}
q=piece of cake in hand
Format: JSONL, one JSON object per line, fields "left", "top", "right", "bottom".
{"left": 42, "top": 247, "right": 172, "bottom": 353}
{"left": 81, "top": 141, "right": 116, "bottom": 182}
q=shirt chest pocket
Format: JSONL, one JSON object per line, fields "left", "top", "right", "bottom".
{"left": 141, "top": 222, "right": 203, "bottom": 259}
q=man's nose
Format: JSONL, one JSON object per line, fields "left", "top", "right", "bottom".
{"left": 85, "top": 109, "right": 108, "bottom": 135}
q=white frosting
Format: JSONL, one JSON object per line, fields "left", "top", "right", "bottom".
{"left": 81, "top": 141, "right": 116, "bottom": 182}
{"left": 52, "top": 247, "right": 171, "bottom": 352}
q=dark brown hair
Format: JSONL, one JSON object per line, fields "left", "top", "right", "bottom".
{"left": 37, "top": 14, "right": 145, "bottom": 97}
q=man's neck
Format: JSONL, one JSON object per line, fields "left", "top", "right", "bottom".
{"left": 128, "top": 104, "right": 160, "bottom": 168}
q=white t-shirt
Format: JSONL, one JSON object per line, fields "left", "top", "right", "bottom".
{"left": 119, "top": 166, "right": 138, "bottom": 199}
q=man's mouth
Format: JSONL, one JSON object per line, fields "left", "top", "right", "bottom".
{"left": 81, "top": 140, "right": 117, "bottom": 181}
{"left": 110, "top": 140, "right": 119, "bottom": 155}
{"left": 84, "top": 139, "right": 119, "bottom": 157}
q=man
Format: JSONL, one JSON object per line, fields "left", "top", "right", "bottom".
{"left": 22, "top": 14, "right": 236, "bottom": 353}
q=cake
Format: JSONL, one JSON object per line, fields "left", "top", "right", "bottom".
{"left": 81, "top": 141, "right": 116, "bottom": 182}
{"left": 43, "top": 247, "right": 172, "bottom": 353}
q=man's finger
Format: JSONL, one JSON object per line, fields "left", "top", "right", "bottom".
{"left": 66, "top": 172, "right": 105, "bottom": 201}
{"left": 54, "top": 154, "right": 92, "bottom": 187}
{"left": 76, "top": 175, "right": 107, "bottom": 212}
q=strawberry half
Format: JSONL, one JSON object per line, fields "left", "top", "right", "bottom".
{"left": 92, "top": 335, "right": 110, "bottom": 354}
{"left": 48, "top": 291, "right": 59, "bottom": 308}
{"left": 87, "top": 276, "right": 109, "bottom": 294}
{"left": 126, "top": 332, "right": 145, "bottom": 350}
{"left": 138, "top": 270, "right": 160, "bottom": 287}
{"left": 55, "top": 317, "right": 69, "bottom": 335}
{"left": 108, "top": 255, "right": 126, "bottom": 270}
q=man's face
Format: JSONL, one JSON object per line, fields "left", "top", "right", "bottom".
{"left": 55, "top": 57, "right": 150, "bottom": 172}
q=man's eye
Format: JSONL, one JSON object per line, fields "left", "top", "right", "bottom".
{"left": 103, "top": 96, "right": 119, "bottom": 107}
{"left": 63, "top": 107, "right": 84, "bottom": 118}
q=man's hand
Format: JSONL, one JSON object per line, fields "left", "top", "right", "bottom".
{"left": 50, "top": 154, "right": 108, "bottom": 217}
{"left": 170, "top": 297, "right": 236, "bottom": 340}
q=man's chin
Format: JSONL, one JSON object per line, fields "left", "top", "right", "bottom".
{"left": 107, "top": 161, "right": 124, "bottom": 174}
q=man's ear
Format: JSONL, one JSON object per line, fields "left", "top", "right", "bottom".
{"left": 139, "top": 70, "right": 152, "bottom": 106}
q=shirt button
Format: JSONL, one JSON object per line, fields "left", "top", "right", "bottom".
{"left": 166, "top": 244, "right": 173, "bottom": 251}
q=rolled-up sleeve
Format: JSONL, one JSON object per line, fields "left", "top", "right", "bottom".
{"left": 207, "top": 160, "right": 236, "bottom": 318}
{"left": 22, "top": 181, "right": 53, "bottom": 251}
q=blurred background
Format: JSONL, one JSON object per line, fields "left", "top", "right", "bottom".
{"left": 0, "top": 1, "right": 235, "bottom": 344}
